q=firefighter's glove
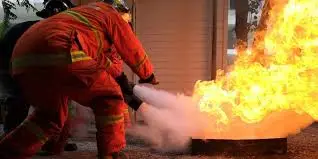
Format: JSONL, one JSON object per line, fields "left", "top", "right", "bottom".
{"left": 115, "top": 72, "right": 133, "bottom": 95}
{"left": 138, "top": 74, "right": 159, "bottom": 85}
{"left": 129, "top": 82, "right": 136, "bottom": 89}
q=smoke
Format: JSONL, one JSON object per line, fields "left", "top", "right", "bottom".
{"left": 68, "top": 101, "right": 95, "bottom": 138}
{"left": 128, "top": 85, "right": 315, "bottom": 152}
{"left": 28, "top": 102, "right": 94, "bottom": 138}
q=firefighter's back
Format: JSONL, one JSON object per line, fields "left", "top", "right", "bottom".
{"left": 11, "top": 2, "right": 119, "bottom": 75}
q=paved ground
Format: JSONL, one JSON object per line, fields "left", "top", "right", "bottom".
{"left": 27, "top": 123, "right": 318, "bottom": 159}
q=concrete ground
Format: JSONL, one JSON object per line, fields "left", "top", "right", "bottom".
{"left": 26, "top": 123, "right": 318, "bottom": 159}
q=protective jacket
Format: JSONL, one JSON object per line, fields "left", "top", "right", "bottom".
{"left": 11, "top": 2, "right": 154, "bottom": 80}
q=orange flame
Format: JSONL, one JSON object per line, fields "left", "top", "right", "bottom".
{"left": 194, "top": 0, "right": 318, "bottom": 125}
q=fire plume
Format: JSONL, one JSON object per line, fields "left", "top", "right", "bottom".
{"left": 194, "top": 0, "right": 318, "bottom": 126}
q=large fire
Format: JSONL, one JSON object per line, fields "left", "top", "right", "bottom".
{"left": 194, "top": 0, "right": 318, "bottom": 126}
{"left": 129, "top": 0, "right": 318, "bottom": 146}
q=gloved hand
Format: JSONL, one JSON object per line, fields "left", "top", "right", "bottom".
{"left": 138, "top": 74, "right": 159, "bottom": 85}
{"left": 128, "top": 82, "right": 136, "bottom": 89}
{"left": 115, "top": 73, "right": 144, "bottom": 111}
{"left": 115, "top": 72, "right": 133, "bottom": 95}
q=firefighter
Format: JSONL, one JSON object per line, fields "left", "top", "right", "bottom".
{"left": 40, "top": 0, "right": 148, "bottom": 156}
{"left": 0, "top": 0, "right": 158, "bottom": 159}
{"left": 0, "top": 0, "right": 74, "bottom": 134}
{"left": 0, "top": 21, "right": 38, "bottom": 134}
{"left": 0, "top": 0, "right": 135, "bottom": 155}
{"left": 0, "top": 0, "right": 80, "bottom": 156}
{"left": 1, "top": 0, "right": 145, "bottom": 156}
{"left": 43, "top": 2, "right": 150, "bottom": 156}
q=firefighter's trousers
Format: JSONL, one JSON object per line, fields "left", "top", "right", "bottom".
{"left": 0, "top": 66, "right": 126, "bottom": 159}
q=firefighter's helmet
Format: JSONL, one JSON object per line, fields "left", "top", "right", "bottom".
{"left": 36, "top": 0, "right": 74, "bottom": 18}
{"left": 104, "top": 0, "right": 130, "bottom": 13}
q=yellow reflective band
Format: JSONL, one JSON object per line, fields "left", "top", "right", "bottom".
{"left": 22, "top": 120, "right": 49, "bottom": 144}
{"left": 105, "top": 58, "right": 113, "bottom": 69}
{"left": 63, "top": 10, "right": 103, "bottom": 56}
{"left": 134, "top": 54, "right": 148, "bottom": 71}
{"left": 12, "top": 52, "right": 92, "bottom": 69}
{"left": 95, "top": 115, "right": 124, "bottom": 126}
{"left": 64, "top": 10, "right": 93, "bottom": 28}
{"left": 123, "top": 108, "right": 129, "bottom": 114}
{"left": 71, "top": 51, "right": 92, "bottom": 62}
{"left": 12, "top": 53, "right": 72, "bottom": 69}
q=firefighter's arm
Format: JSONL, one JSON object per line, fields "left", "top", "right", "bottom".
{"left": 106, "top": 60, "right": 123, "bottom": 78}
{"left": 106, "top": 12, "right": 159, "bottom": 85}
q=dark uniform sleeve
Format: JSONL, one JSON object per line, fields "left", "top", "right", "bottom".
{"left": 115, "top": 73, "right": 143, "bottom": 111}
{"left": 0, "top": 21, "right": 39, "bottom": 98}
{"left": 0, "top": 21, "right": 39, "bottom": 71}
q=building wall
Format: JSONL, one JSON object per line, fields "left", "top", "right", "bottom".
{"left": 127, "top": 0, "right": 228, "bottom": 122}
{"left": 213, "top": 0, "right": 228, "bottom": 76}
{"left": 132, "top": 0, "right": 216, "bottom": 94}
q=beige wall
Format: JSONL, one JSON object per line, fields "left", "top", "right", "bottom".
{"left": 126, "top": 0, "right": 228, "bottom": 84}
{"left": 123, "top": 0, "right": 228, "bottom": 122}
{"left": 133, "top": 0, "right": 213, "bottom": 93}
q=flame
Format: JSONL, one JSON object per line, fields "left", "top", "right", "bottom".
{"left": 194, "top": 0, "right": 318, "bottom": 125}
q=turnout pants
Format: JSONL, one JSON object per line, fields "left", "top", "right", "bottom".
{"left": 0, "top": 65, "right": 126, "bottom": 159}
{"left": 41, "top": 115, "right": 73, "bottom": 154}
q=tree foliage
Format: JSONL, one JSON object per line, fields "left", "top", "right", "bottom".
{"left": 1, "top": 0, "right": 38, "bottom": 37}
{"left": 2, "top": 0, "right": 38, "bottom": 21}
